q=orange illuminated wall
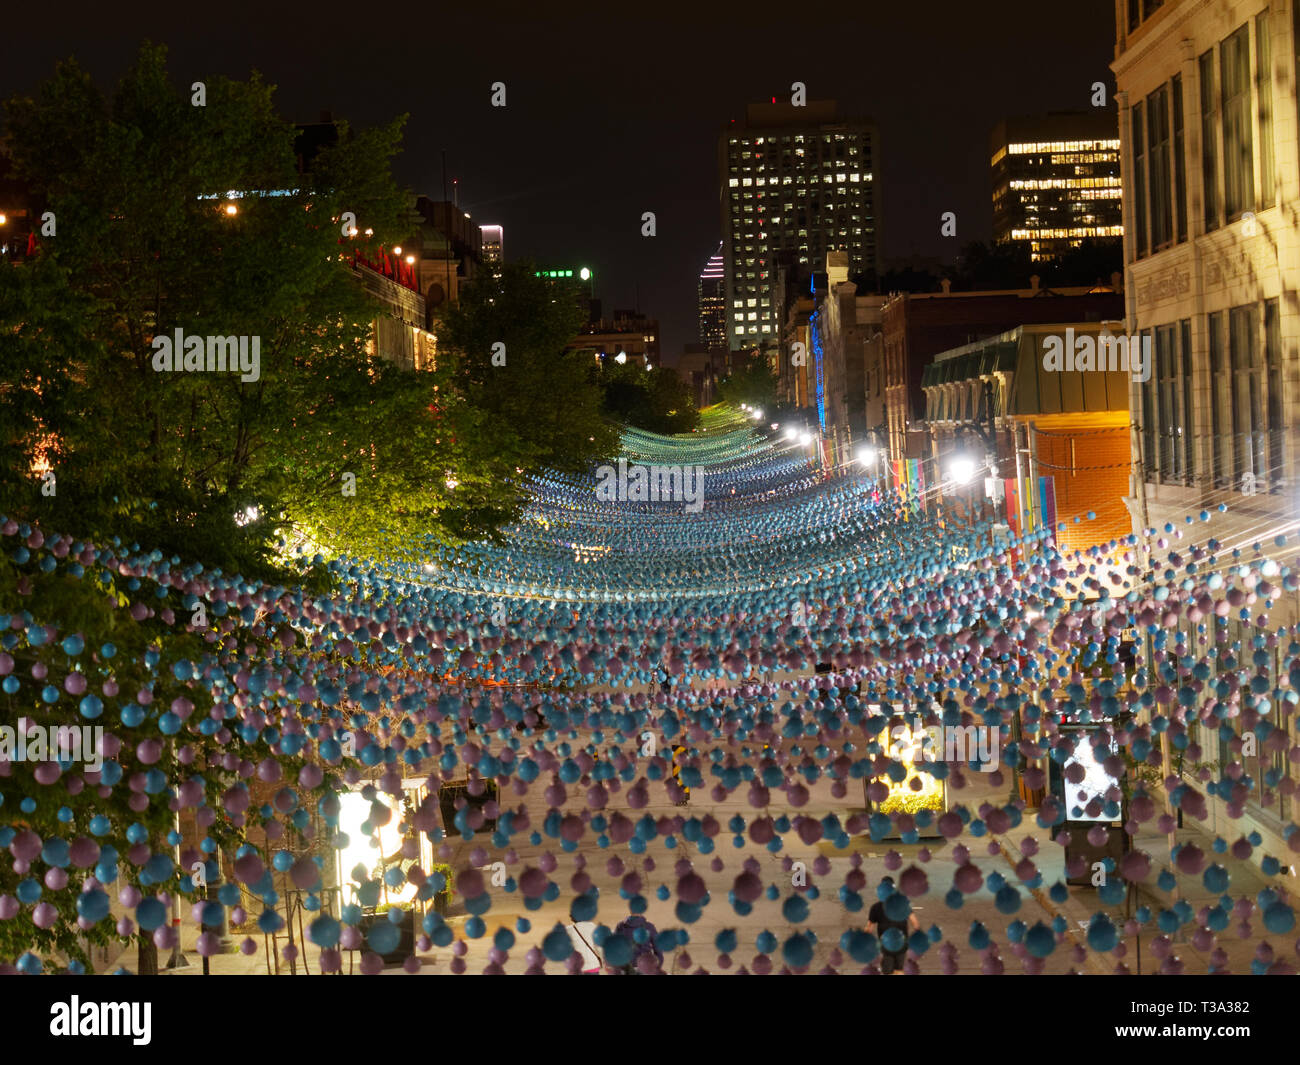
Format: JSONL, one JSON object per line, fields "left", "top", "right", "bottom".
{"left": 1024, "top": 413, "right": 1131, "bottom": 555}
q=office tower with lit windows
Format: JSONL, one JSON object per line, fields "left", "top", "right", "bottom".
{"left": 698, "top": 243, "right": 727, "bottom": 351}
{"left": 718, "top": 100, "right": 880, "bottom": 353}
{"left": 479, "top": 224, "right": 503, "bottom": 263}
{"left": 990, "top": 112, "right": 1123, "bottom": 261}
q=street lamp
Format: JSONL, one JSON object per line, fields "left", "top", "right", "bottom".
{"left": 856, "top": 445, "right": 876, "bottom": 467}
{"left": 947, "top": 453, "right": 977, "bottom": 485}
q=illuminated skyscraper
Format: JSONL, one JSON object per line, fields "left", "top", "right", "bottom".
{"left": 990, "top": 112, "right": 1122, "bottom": 261}
{"left": 698, "top": 243, "right": 726, "bottom": 351}
{"left": 719, "top": 100, "right": 880, "bottom": 353}
{"left": 479, "top": 224, "right": 503, "bottom": 263}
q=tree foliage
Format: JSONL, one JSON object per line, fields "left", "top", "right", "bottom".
{"left": 0, "top": 43, "right": 591, "bottom": 577}
{"left": 434, "top": 261, "right": 620, "bottom": 478}
{"left": 600, "top": 361, "right": 698, "bottom": 435}
{"left": 715, "top": 356, "right": 778, "bottom": 413}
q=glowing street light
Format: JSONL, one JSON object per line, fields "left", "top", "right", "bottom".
{"left": 798, "top": 431, "right": 813, "bottom": 446}
{"left": 615, "top": 352, "right": 627, "bottom": 364}
{"left": 947, "top": 454, "right": 977, "bottom": 485}
{"left": 857, "top": 446, "right": 876, "bottom": 466}
{"left": 783, "top": 426, "right": 798, "bottom": 441}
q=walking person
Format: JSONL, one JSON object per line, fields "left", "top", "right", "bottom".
{"left": 866, "top": 876, "right": 921, "bottom": 975}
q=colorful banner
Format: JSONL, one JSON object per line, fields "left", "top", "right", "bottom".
{"left": 890, "top": 458, "right": 926, "bottom": 520}
{"left": 1038, "top": 475, "right": 1057, "bottom": 546}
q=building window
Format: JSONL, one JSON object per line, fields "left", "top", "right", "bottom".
{"left": 1179, "top": 319, "right": 1193, "bottom": 479}
{"left": 1141, "top": 328, "right": 1157, "bottom": 478}
{"left": 1129, "top": 0, "right": 1164, "bottom": 31}
{"left": 1257, "top": 12, "right": 1276, "bottom": 208}
{"left": 1228, "top": 304, "right": 1263, "bottom": 488}
{"left": 1155, "top": 325, "right": 1179, "bottom": 478}
{"left": 1172, "top": 74, "right": 1187, "bottom": 242}
{"left": 1133, "top": 101, "right": 1148, "bottom": 258}
{"left": 1264, "top": 298, "right": 1283, "bottom": 492}
{"left": 1147, "top": 85, "right": 1172, "bottom": 249}
{"left": 1221, "top": 24, "right": 1254, "bottom": 220}
{"left": 1208, "top": 311, "right": 1228, "bottom": 485}
{"left": 1200, "top": 50, "right": 1220, "bottom": 231}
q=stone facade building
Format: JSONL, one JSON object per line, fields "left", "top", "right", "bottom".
{"left": 1113, "top": 0, "right": 1300, "bottom": 853}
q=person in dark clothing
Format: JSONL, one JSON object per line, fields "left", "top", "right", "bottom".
{"left": 611, "top": 914, "right": 663, "bottom": 974}
{"left": 866, "top": 876, "right": 921, "bottom": 975}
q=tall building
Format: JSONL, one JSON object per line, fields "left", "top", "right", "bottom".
{"left": 698, "top": 243, "right": 726, "bottom": 350}
{"left": 1113, "top": 0, "right": 1300, "bottom": 875}
{"left": 480, "top": 224, "right": 503, "bottom": 263}
{"left": 991, "top": 112, "right": 1123, "bottom": 261}
{"left": 719, "top": 100, "right": 880, "bottom": 353}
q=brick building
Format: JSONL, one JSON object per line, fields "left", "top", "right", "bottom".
{"left": 882, "top": 281, "right": 1125, "bottom": 466}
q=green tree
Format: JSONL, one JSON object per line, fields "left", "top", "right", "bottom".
{"left": 0, "top": 42, "right": 507, "bottom": 576}
{"left": 715, "top": 355, "right": 777, "bottom": 413}
{"left": 434, "top": 260, "right": 620, "bottom": 475}
{"left": 600, "top": 362, "right": 698, "bottom": 434}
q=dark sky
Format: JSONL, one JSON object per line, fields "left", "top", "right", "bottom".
{"left": 3, "top": 1, "right": 1116, "bottom": 363}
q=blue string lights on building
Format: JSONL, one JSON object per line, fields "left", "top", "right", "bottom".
{"left": 809, "top": 310, "right": 826, "bottom": 433}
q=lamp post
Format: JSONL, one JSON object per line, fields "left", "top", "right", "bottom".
{"left": 858, "top": 422, "right": 889, "bottom": 492}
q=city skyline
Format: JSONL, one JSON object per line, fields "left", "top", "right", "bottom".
{"left": 0, "top": 0, "right": 1116, "bottom": 361}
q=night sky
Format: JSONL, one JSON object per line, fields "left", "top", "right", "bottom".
{"left": 3, "top": 1, "right": 1115, "bottom": 363}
